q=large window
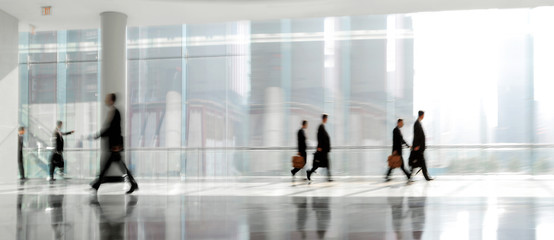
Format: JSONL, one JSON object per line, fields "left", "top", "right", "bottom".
{"left": 19, "top": 7, "right": 554, "bottom": 177}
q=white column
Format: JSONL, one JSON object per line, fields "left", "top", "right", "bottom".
{"left": 100, "top": 12, "right": 127, "bottom": 128}
{"left": 100, "top": 12, "right": 127, "bottom": 176}
{"left": 0, "top": 9, "right": 19, "bottom": 181}
{"left": 0, "top": 8, "right": 19, "bottom": 240}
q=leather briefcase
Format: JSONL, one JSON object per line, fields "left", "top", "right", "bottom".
{"left": 388, "top": 154, "right": 402, "bottom": 168}
{"left": 292, "top": 155, "right": 305, "bottom": 168}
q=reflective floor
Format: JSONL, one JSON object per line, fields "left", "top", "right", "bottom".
{"left": 3, "top": 175, "right": 554, "bottom": 239}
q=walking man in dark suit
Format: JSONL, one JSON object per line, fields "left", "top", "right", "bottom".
{"left": 291, "top": 120, "right": 308, "bottom": 176}
{"left": 411, "top": 111, "right": 433, "bottom": 181}
{"left": 307, "top": 114, "right": 332, "bottom": 182}
{"left": 18, "top": 127, "right": 26, "bottom": 180}
{"left": 385, "top": 119, "right": 412, "bottom": 182}
{"left": 49, "top": 121, "right": 74, "bottom": 181}
{"left": 90, "top": 93, "right": 138, "bottom": 194}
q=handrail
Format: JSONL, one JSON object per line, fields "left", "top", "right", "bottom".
{"left": 22, "top": 143, "right": 554, "bottom": 152}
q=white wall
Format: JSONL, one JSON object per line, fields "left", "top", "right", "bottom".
{"left": 0, "top": 9, "right": 19, "bottom": 181}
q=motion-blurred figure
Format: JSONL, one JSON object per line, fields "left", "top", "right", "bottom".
{"left": 291, "top": 120, "right": 308, "bottom": 177}
{"left": 307, "top": 114, "right": 332, "bottom": 182}
{"left": 385, "top": 119, "right": 412, "bottom": 182}
{"left": 18, "top": 126, "right": 26, "bottom": 180}
{"left": 410, "top": 111, "right": 433, "bottom": 181}
{"left": 90, "top": 93, "right": 138, "bottom": 194}
{"left": 49, "top": 121, "right": 74, "bottom": 181}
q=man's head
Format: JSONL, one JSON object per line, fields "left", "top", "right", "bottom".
{"left": 397, "top": 119, "right": 404, "bottom": 128}
{"left": 302, "top": 120, "right": 308, "bottom": 129}
{"left": 18, "top": 126, "right": 25, "bottom": 135}
{"left": 105, "top": 93, "right": 116, "bottom": 106}
{"left": 418, "top": 110, "right": 425, "bottom": 121}
{"left": 57, "top": 121, "right": 63, "bottom": 129}
{"left": 322, "top": 114, "right": 328, "bottom": 124}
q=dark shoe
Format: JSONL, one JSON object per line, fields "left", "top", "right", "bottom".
{"left": 385, "top": 178, "right": 392, "bottom": 182}
{"left": 291, "top": 169, "right": 296, "bottom": 176}
{"left": 426, "top": 178, "right": 434, "bottom": 181}
{"left": 328, "top": 179, "right": 334, "bottom": 182}
{"left": 126, "top": 184, "right": 138, "bottom": 194}
{"left": 90, "top": 182, "right": 100, "bottom": 191}
{"left": 306, "top": 170, "right": 312, "bottom": 181}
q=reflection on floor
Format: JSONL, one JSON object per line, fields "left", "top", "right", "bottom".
{"left": 3, "top": 176, "right": 554, "bottom": 239}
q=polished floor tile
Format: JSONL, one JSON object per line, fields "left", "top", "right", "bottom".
{"left": 2, "top": 176, "right": 554, "bottom": 239}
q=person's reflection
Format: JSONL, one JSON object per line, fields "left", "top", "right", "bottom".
{"left": 312, "top": 197, "right": 330, "bottom": 239}
{"left": 294, "top": 197, "right": 308, "bottom": 239}
{"left": 17, "top": 192, "right": 24, "bottom": 240}
{"left": 388, "top": 196, "right": 407, "bottom": 240}
{"left": 48, "top": 195, "right": 65, "bottom": 240}
{"left": 89, "top": 195, "right": 138, "bottom": 240}
{"left": 408, "top": 196, "right": 427, "bottom": 240}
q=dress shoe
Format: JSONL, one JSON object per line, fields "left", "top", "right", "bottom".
{"left": 306, "top": 170, "right": 312, "bottom": 181}
{"left": 126, "top": 184, "right": 139, "bottom": 194}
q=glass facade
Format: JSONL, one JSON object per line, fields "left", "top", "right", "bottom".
{"left": 18, "top": 8, "right": 554, "bottom": 178}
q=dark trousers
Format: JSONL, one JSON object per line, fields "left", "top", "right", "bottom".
{"left": 91, "top": 151, "right": 137, "bottom": 188}
{"left": 18, "top": 153, "right": 25, "bottom": 179}
{"left": 291, "top": 152, "right": 307, "bottom": 174}
{"left": 49, "top": 153, "right": 64, "bottom": 179}
{"left": 308, "top": 152, "right": 331, "bottom": 178}
{"left": 386, "top": 156, "right": 411, "bottom": 179}
{"left": 411, "top": 151, "right": 431, "bottom": 180}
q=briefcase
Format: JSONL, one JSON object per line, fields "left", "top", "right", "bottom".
{"left": 51, "top": 152, "right": 65, "bottom": 168}
{"left": 408, "top": 151, "right": 422, "bottom": 168}
{"left": 292, "top": 155, "right": 305, "bottom": 168}
{"left": 388, "top": 154, "right": 402, "bottom": 168}
{"left": 313, "top": 151, "right": 329, "bottom": 168}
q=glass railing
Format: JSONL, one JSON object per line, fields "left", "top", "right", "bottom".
{"left": 21, "top": 144, "right": 554, "bottom": 179}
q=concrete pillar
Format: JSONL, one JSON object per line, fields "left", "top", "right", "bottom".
{"left": 262, "top": 87, "right": 284, "bottom": 172}
{"left": 100, "top": 12, "right": 127, "bottom": 177}
{"left": 165, "top": 91, "right": 182, "bottom": 176}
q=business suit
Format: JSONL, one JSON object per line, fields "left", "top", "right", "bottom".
{"left": 385, "top": 127, "right": 411, "bottom": 179}
{"left": 50, "top": 129, "right": 73, "bottom": 179}
{"left": 307, "top": 123, "right": 331, "bottom": 179}
{"left": 411, "top": 120, "right": 432, "bottom": 180}
{"left": 18, "top": 135, "right": 25, "bottom": 179}
{"left": 91, "top": 107, "right": 138, "bottom": 192}
{"left": 291, "top": 128, "right": 307, "bottom": 175}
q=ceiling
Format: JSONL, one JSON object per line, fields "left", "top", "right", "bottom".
{"left": 1, "top": 0, "right": 554, "bottom": 31}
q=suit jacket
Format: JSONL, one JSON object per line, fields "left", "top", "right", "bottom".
{"left": 412, "top": 120, "right": 426, "bottom": 151}
{"left": 317, "top": 124, "right": 331, "bottom": 153}
{"left": 297, "top": 128, "right": 307, "bottom": 153}
{"left": 392, "top": 127, "right": 408, "bottom": 154}
{"left": 53, "top": 129, "right": 73, "bottom": 153}
{"left": 97, "top": 107, "right": 123, "bottom": 149}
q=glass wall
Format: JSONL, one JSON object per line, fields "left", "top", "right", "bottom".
{"left": 19, "top": 29, "right": 100, "bottom": 178}
{"left": 19, "top": 7, "right": 554, "bottom": 178}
